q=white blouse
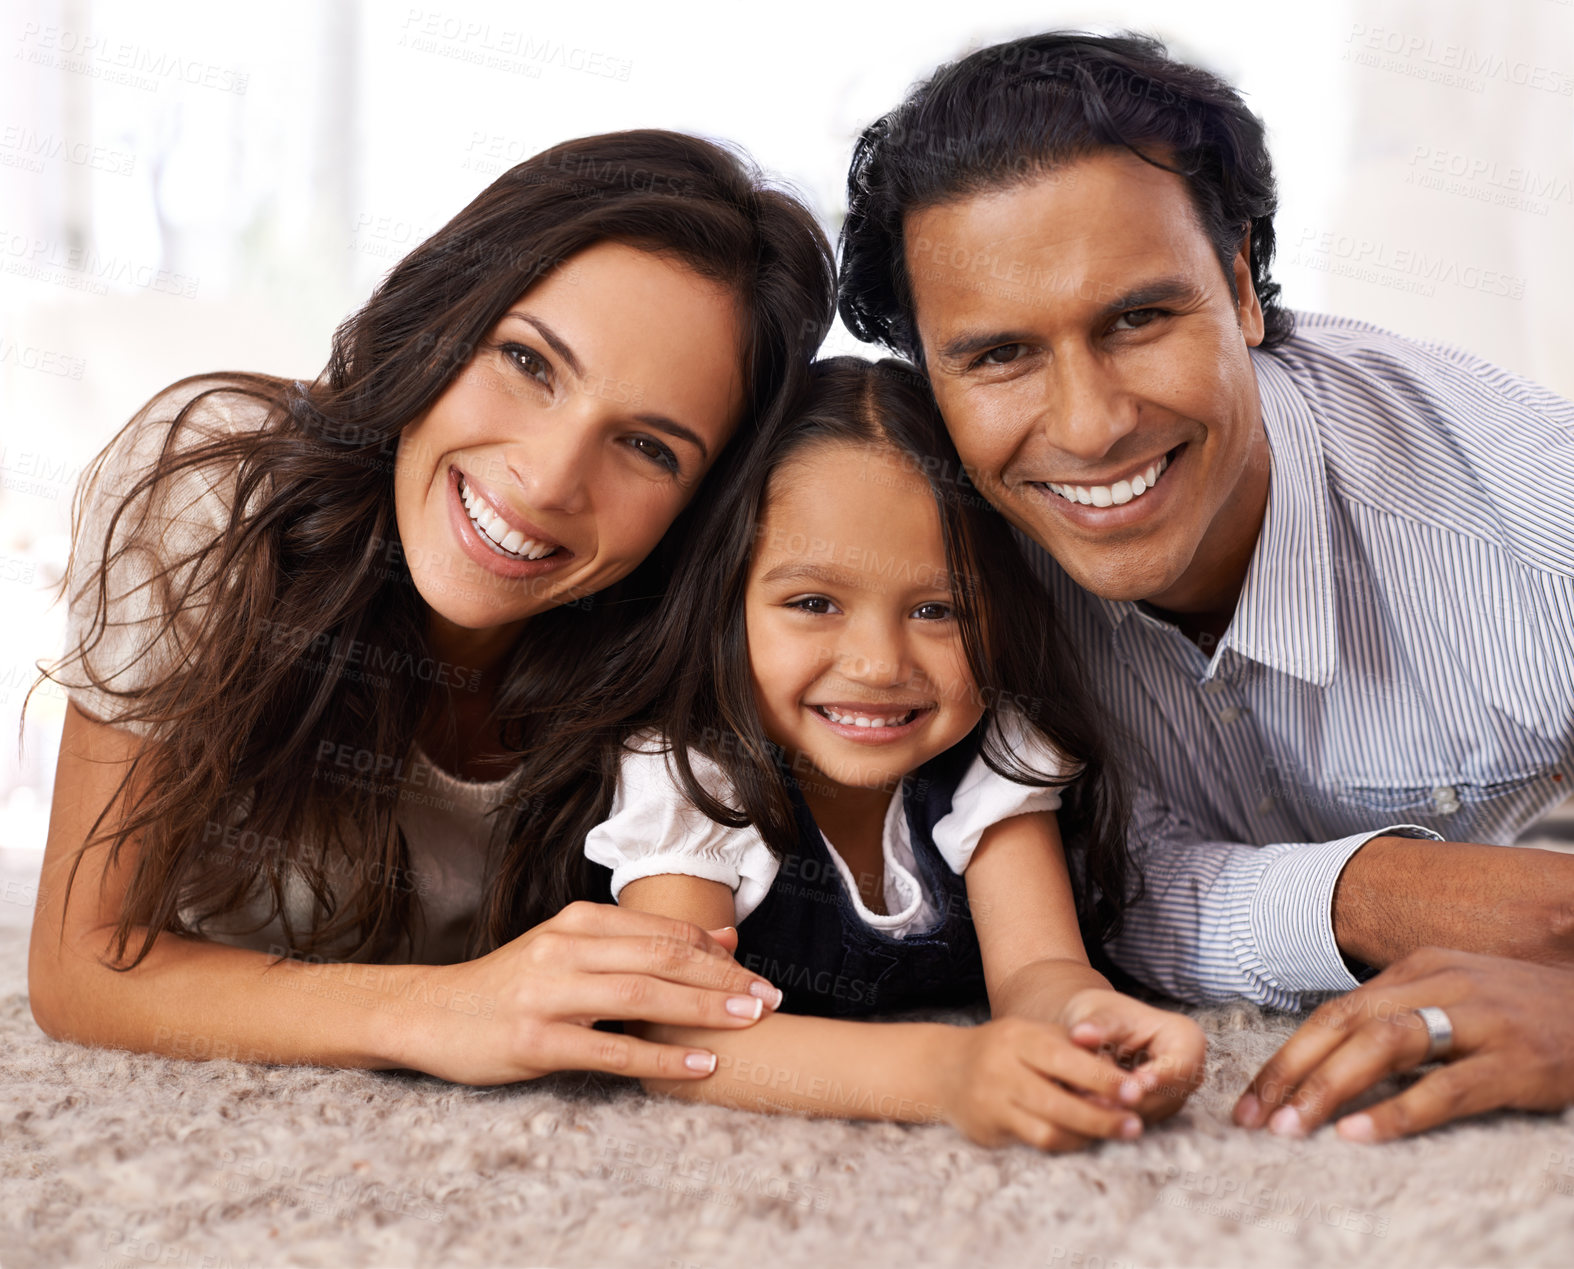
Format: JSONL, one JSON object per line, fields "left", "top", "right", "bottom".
{"left": 584, "top": 714, "right": 1070, "bottom": 938}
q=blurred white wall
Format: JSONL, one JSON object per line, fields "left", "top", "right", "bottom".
{"left": 2, "top": 0, "right": 1571, "bottom": 873}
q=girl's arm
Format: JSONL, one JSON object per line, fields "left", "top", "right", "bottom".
{"left": 28, "top": 703, "right": 777, "bottom": 1086}
{"left": 619, "top": 873, "right": 1143, "bottom": 1147}
{"left": 965, "top": 811, "right": 1207, "bottom": 1118}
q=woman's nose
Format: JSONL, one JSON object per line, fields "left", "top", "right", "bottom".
{"left": 502, "top": 417, "right": 594, "bottom": 516}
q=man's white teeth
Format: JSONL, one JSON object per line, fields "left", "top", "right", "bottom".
{"left": 459, "top": 478, "right": 556, "bottom": 560}
{"left": 1049, "top": 452, "right": 1171, "bottom": 507}
{"left": 819, "top": 706, "right": 917, "bottom": 728}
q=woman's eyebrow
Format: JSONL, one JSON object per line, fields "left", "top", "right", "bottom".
{"left": 506, "top": 312, "right": 583, "bottom": 377}
{"left": 634, "top": 414, "right": 709, "bottom": 461}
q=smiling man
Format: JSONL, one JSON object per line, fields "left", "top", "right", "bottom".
{"left": 839, "top": 31, "right": 1574, "bottom": 1142}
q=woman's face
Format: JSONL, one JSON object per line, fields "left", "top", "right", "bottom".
{"left": 394, "top": 241, "right": 746, "bottom": 636}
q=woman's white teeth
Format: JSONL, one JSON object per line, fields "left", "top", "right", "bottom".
{"left": 459, "top": 478, "right": 556, "bottom": 561}
{"left": 1049, "top": 452, "right": 1170, "bottom": 508}
{"left": 819, "top": 706, "right": 916, "bottom": 728}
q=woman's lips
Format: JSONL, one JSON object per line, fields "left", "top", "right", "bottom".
{"left": 446, "top": 466, "right": 575, "bottom": 579}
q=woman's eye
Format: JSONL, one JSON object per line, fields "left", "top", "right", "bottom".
{"left": 786, "top": 595, "right": 837, "bottom": 615}
{"left": 627, "top": 434, "right": 679, "bottom": 473}
{"left": 912, "top": 601, "right": 953, "bottom": 621}
{"left": 502, "top": 343, "right": 551, "bottom": 385}
{"left": 1111, "top": 308, "right": 1164, "bottom": 332}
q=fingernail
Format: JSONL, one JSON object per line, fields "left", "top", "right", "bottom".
{"left": 1337, "top": 1113, "right": 1376, "bottom": 1143}
{"left": 1120, "top": 1116, "right": 1143, "bottom": 1140}
{"left": 749, "top": 981, "right": 784, "bottom": 1010}
{"left": 1118, "top": 1079, "right": 1142, "bottom": 1105}
{"left": 726, "top": 995, "right": 764, "bottom": 1020}
{"left": 1267, "top": 1106, "right": 1305, "bottom": 1138}
{"left": 685, "top": 1052, "right": 718, "bottom": 1073}
{"left": 1236, "top": 1093, "right": 1263, "bottom": 1128}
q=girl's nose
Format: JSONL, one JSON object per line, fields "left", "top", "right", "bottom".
{"left": 838, "top": 617, "right": 913, "bottom": 687}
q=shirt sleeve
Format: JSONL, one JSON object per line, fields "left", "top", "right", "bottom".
{"left": 930, "top": 712, "right": 1069, "bottom": 875}
{"left": 583, "top": 736, "right": 780, "bottom": 924}
{"left": 1105, "top": 782, "right": 1444, "bottom": 1009}
{"left": 52, "top": 382, "right": 254, "bottom": 734}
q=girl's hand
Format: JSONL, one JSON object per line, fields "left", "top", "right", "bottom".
{"left": 394, "top": 901, "right": 781, "bottom": 1085}
{"left": 1061, "top": 988, "right": 1207, "bottom": 1123}
{"left": 933, "top": 1016, "right": 1146, "bottom": 1150}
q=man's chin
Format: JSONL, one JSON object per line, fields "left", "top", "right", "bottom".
{"left": 1040, "top": 545, "right": 1189, "bottom": 606}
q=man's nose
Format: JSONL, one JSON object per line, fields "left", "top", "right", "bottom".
{"left": 1040, "top": 344, "right": 1140, "bottom": 463}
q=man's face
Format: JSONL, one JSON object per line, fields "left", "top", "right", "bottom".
{"left": 905, "top": 151, "right": 1269, "bottom": 611}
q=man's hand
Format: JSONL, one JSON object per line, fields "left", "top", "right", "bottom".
{"left": 1234, "top": 947, "right": 1574, "bottom": 1142}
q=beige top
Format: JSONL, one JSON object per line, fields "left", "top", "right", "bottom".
{"left": 55, "top": 380, "right": 507, "bottom": 964}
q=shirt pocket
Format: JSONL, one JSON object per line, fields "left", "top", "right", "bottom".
{"left": 1331, "top": 768, "right": 1565, "bottom": 841}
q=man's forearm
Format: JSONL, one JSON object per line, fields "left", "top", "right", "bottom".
{"left": 1332, "top": 836, "right": 1574, "bottom": 969}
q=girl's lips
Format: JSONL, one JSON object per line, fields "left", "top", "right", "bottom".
{"left": 446, "top": 466, "right": 575, "bottom": 580}
{"left": 808, "top": 703, "right": 934, "bottom": 744}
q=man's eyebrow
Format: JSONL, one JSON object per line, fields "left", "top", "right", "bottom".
{"left": 634, "top": 413, "right": 709, "bottom": 461}
{"left": 933, "top": 276, "right": 1201, "bottom": 364}
{"left": 505, "top": 312, "right": 583, "bottom": 378}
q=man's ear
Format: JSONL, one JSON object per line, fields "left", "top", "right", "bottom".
{"left": 1232, "top": 225, "right": 1265, "bottom": 348}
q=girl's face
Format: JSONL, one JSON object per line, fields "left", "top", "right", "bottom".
{"left": 394, "top": 241, "right": 746, "bottom": 636}
{"left": 744, "top": 439, "right": 986, "bottom": 800}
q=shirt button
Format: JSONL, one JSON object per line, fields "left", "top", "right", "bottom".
{"left": 1218, "top": 706, "right": 1244, "bottom": 725}
{"left": 1432, "top": 786, "right": 1461, "bottom": 814}
{"left": 1203, "top": 678, "right": 1229, "bottom": 695}
{"left": 1257, "top": 794, "right": 1276, "bottom": 815}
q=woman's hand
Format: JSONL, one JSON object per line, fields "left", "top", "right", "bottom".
{"left": 394, "top": 901, "right": 781, "bottom": 1085}
{"left": 1061, "top": 988, "right": 1208, "bottom": 1123}
{"left": 932, "top": 1016, "right": 1147, "bottom": 1150}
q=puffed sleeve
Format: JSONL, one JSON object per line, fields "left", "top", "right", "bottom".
{"left": 930, "top": 712, "right": 1070, "bottom": 875}
{"left": 584, "top": 734, "right": 781, "bottom": 923}
{"left": 53, "top": 381, "right": 258, "bottom": 734}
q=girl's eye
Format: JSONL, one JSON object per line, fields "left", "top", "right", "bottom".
{"left": 786, "top": 595, "right": 837, "bottom": 616}
{"left": 911, "top": 601, "right": 953, "bottom": 621}
{"left": 502, "top": 342, "right": 551, "bottom": 385}
{"left": 627, "top": 434, "right": 679, "bottom": 473}
{"left": 1111, "top": 308, "right": 1165, "bottom": 332}
{"left": 972, "top": 343, "right": 1025, "bottom": 369}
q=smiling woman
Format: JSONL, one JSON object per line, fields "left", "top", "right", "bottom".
{"left": 26, "top": 130, "right": 836, "bottom": 1087}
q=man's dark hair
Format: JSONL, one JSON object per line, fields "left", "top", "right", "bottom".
{"left": 839, "top": 30, "right": 1293, "bottom": 358}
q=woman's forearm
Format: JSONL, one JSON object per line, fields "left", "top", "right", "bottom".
{"left": 635, "top": 1014, "right": 959, "bottom": 1122}
{"left": 29, "top": 922, "right": 429, "bottom": 1069}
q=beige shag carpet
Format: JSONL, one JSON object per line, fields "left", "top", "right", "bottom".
{"left": 5, "top": 924, "right": 1574, "bottom": 1269}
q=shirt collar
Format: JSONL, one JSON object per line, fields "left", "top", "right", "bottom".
{"left": 1093, "top": 349, "right": 1338, "bottom": 687}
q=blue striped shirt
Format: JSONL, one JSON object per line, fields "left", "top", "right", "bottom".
{"left": 1021, "top": 312, "right": 1574, "bottom": 1009}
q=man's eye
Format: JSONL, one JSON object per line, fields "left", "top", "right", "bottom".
{"left": 786, "top": 595, "right": 836, "bottom": 615}
{"left": 502, "top": 343, "right": 551, "bottom": 384}
{"left": 973, "top": 343, "right": 1025, "bottom": 368}
{"left": 912, "top": 601, "right": 953, "bottom": 621}
{"left": 1111, "top": 308, "right": 1164, "bottom": 332}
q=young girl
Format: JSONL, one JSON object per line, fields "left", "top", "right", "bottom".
{"left": 29, "top": 131, "right": 836, "bottom": 1087}
{"left": 586, "top": 357, "right": 1206, "bottom": 1149}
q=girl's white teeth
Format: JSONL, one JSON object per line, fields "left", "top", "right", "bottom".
{"left": 1049, "top": 452, "right": 1171, "bottom": 508}
{"left": 819, "top": 706, "right": 916, "bottom": 728}
{"left": 459, "top": 477, "right": 556, "bottom": 561}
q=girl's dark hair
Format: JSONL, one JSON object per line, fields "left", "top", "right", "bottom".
{"left": 839, "top": 30, "right": 1292, "bottom": 359}
{"left": 42, "top": 129, "right": 836, "bottom": 969}
{"left": 650, "top": 356, "right": 1135, "bottom": 949}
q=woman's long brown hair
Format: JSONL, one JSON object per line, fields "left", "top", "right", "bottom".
{"left": 37, "top": 130, "right": 836, "bottom": 968}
